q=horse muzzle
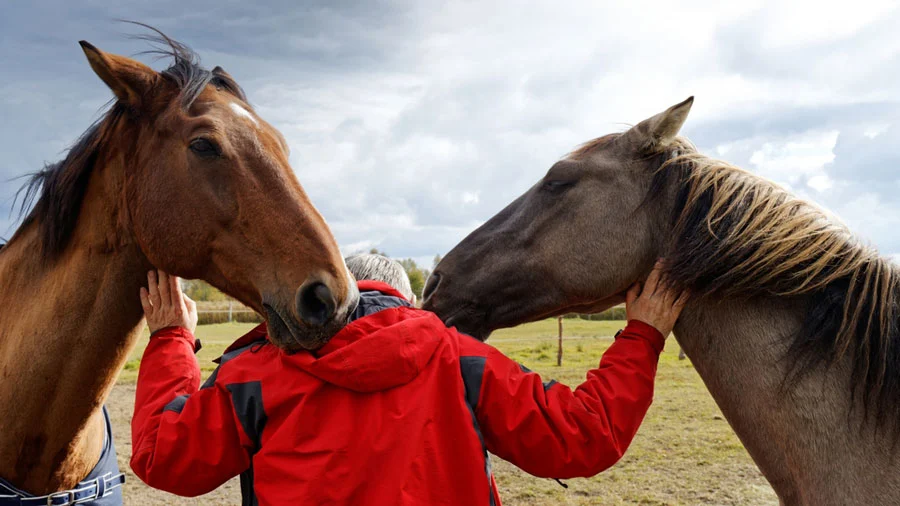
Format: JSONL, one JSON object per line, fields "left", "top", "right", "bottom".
{"left": 264, "top": 279, "right": 359, "bottom": 351}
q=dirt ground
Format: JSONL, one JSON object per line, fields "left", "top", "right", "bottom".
{"left": 111, "top": 321, "right": 778, "bottom": 505}
{"left": 108, "top": 384, "right": 241, "bottom": 505}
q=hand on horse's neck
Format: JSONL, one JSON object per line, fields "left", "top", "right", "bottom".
{"left": 0, "top": 157, "right": 151, "bottom": 493}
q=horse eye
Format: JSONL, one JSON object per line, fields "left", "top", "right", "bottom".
{"left": 189, "top": 138, "right": 220, "bottom": 158}
{"left": 543, "top": 179, "right": 575, "bottom": 192}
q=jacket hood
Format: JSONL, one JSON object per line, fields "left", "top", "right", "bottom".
{"left": 356, "top": 280, "right": 408, "bottom": 301}
{"left": 286, "top": 305, "right": 445, "bottom": 392}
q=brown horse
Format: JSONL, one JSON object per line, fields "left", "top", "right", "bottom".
{"left": 424, "top": 98, "right": 900, "bottom": 505}
{"left": 0, "top": 32, "right": 358, "bottom": 495}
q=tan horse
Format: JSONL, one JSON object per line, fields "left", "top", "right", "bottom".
{"left": 425, "top": 98, "right": 900, "bottom": 505}
{"left": 0, "top": 32, "right": 358, "bottom": 494}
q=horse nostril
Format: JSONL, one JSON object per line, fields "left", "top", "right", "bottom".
{"left": 296, "top": 281, "right": 336, "bottom": 326}
{"left": 423, "top": 272, "right": 442, "bottom": 302}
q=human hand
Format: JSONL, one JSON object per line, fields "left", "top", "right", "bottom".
{"left": 140, "top": 270, "right": 198, "bottom": 335}
{"left": 625, "top": 261, "right": 688, "bottom": 337}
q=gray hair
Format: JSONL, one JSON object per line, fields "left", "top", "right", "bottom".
{"left": 345, "top": 254, "right": 415, "bottom": 303}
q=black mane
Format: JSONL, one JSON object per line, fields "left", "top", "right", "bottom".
{"left": 132, "top": 23, "right": 246, "bottom": 107}
{"left": 9, "top": 25, "right": 245, "bottom": 259}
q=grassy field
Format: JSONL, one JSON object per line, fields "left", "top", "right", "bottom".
{"left": 112, "top": 320, "right": 777, "bottom": 505}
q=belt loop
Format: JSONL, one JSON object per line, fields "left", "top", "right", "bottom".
{"left": 95, "top": 475, "right": 107, "bottom": 499}
{"left": 45, "top": 491, "right": 74, "bottom": 506}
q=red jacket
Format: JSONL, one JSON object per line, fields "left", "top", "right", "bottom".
{"left": 131, "top": 281, "right": 664, "bottom": 505}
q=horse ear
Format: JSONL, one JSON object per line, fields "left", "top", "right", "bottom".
{"left": 621, "top": 96, "right": 694, "bottom": 153}
{"left": 79, "top": 41, "right": 157, "bottom": 108}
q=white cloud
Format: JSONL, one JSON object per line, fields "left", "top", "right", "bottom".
{"left": 746, "top": 130, "right": 839, "bottom": 187}
{"left": 864, "top": 124, "right": 891, "bottom": 138}
{"left": 461, "top": 192, "right": 479, "bottom": 205}
{"left": 806, "top": 174, "right": 834, "bottom": 192}
{"left": 751, "top": 0, "right": 897, "bottom": 47}
{"left": 340, "top": 240, "right": 378, "bottom": 256}
{"left": 1, "top": 0, "right": 899, "bottom": 262}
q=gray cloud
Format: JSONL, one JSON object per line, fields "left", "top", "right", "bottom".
{"left": 826, "top": 126, "right": 900, "bottom": 185}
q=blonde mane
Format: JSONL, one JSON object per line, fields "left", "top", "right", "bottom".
{"left": 656, "top": 141, "right": 900, "bottom": 422}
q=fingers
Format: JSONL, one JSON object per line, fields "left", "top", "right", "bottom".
{"left": 176, "top": 281, "right": 188, "bottom": 313}
{"left": 625, "top": 260, "right": 688, "bottom": 337}
{"left": 182, "top": 293, "right": 197, "bottom": 312}
{"left": 142, "top": 270, "right": 199, "bottom": 334}
{"left": 170, "top": 274, "right": 181, "bottom": 299}
{"left": 673, "top": 290, "right": 690, "bottom": 311}
{"left": 182, "top": 293, "right": 198, "bottom": 325}
{"left": 644, "top": 260, "right": 664, "bottom": 296}
{"left": 170, "top": 275, "right": 184, "bottom": 315}
{"left": 158, "top": 271, "right": 172, "bottom": 307}
{"left": 139, "top": 286, "right": 152, "bottom": 315}
{"left": 147, "top": 270, "right": 161, "bottom": 307}
{"left": 626, "top": 282, "right": 641, "bottom": 306}
{"left": 651, "top": 258, "right": 686, "bottom": 310}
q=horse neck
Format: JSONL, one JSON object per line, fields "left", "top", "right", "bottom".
{"left": 0, "top": 155, "right": 150, "bottom": 493}
{"left": 676, "top": 297, "right": 900, "bottom": 505}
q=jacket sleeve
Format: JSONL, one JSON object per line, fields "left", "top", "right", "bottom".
{"left": 131, "top": 327, "right": 252, "bottom": 496}
{"left": 472, "top": 320, "right": 664, "bottom": 478}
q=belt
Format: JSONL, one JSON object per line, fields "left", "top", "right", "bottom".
{"left": 0, "top": 472, "right": 125, "bottom": 506}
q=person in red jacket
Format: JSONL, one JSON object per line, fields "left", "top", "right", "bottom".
{"left": 132, "top": 260, "right": 685, "bottom": 505}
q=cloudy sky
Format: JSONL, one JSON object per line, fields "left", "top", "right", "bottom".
{"left": 2, "top": 0, "right": 899, "bottom": 268}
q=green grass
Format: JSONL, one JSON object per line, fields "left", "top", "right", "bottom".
{"left": 118, "top": 322, "right": 258, "bottom": 383}
{"left": 482, "top": 326, "right": 774, "bottom": 505}
{"left": 115, "top": 319, "right": 777, "bottom": 505}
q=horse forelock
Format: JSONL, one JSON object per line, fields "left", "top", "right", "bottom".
{"left": 566, "top": 133, "right": 619, "bottom": 160}
{"left": 650, "top": 141, "right": 900, "bottom": 428}
{"left": 131, "top": 24, "right": 247, "bottom": 109}
{"left": 7, "top": 26, "right": 247, "bottom": 260}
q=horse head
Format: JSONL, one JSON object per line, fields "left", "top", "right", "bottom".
{"left": 424, "top": 98, "right": 694, "bottom": 339}
{"left": 17, "top": 33, "right": 360, "bottom": 351}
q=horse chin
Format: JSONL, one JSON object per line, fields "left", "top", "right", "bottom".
{"left": 440, "top": 308, "right": 492, "bottom": 341}
{"left": 447, "top": 318, "right": 492, "bottom": 341}
{"left": 264, "top": 303, "right": 345, "bottom": 352}
{"left": 559, "top": 294, "right": 626, "bottom": 316}
{"left": 491, "top": 294, "right": 628, "bottom": 338}
{"left": 432, "top": 292, "right": 627, "bottom": 343}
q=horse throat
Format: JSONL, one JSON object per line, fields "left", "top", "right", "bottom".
{"left": 0, "top": 160, "right": 151, "bottom": 493}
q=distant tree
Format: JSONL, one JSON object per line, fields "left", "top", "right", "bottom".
{"left": 397, "top": 258, "right": 430, "bottom": 300}
{"left": 181, "top": 279, "right": 227, "bottom": 302}
{"left": 407, "top": 269, "right": 426, "bottom": 300}
{"left": 432, "top": 254, "right": 443, "bottom": 270}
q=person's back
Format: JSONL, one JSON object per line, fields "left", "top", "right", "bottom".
{"left": 131, "top": 261, "right": 683, "bottom": 505}
{"left": 203, "top": 282, "right": 493, "bottom": 504}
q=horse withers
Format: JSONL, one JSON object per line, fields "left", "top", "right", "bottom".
{"left": 0, "top": 29, "right": 358, "bottom": 498}
{"left": 424, "top": 98, "right": 900, "bottom": 505}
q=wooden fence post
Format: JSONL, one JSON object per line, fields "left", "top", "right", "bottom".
{"left": 228, "top": 300, "right": 233, "bottom": 323}
{"left": 557, "top": 316, "right": 563, "bottom": 366}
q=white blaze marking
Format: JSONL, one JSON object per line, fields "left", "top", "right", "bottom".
{"left": 230, "top": 102, "right": 259, "bottom": 127}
